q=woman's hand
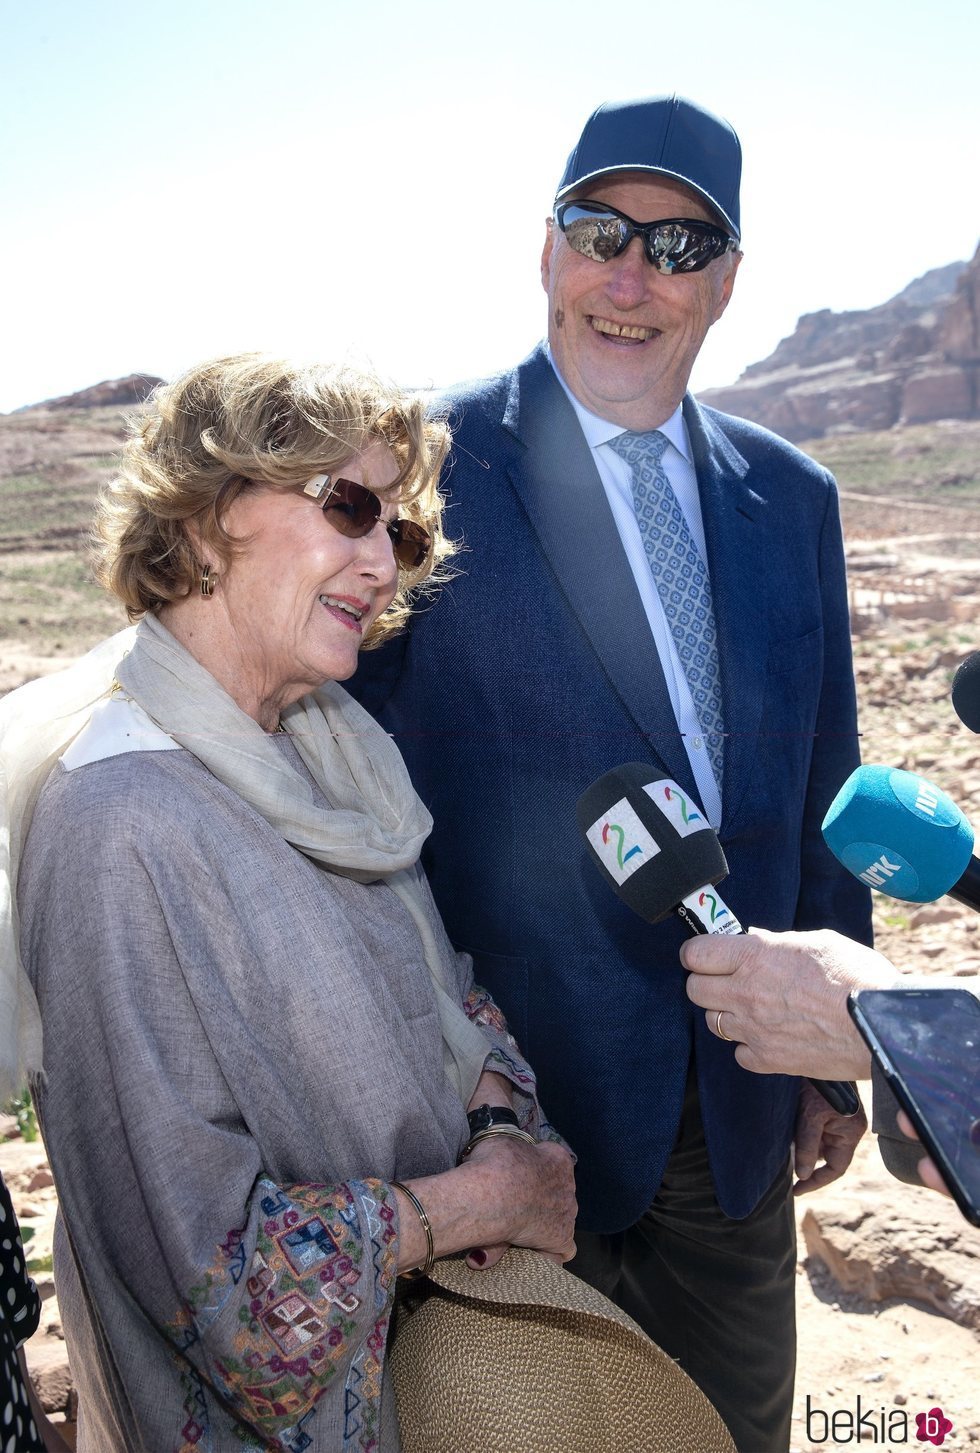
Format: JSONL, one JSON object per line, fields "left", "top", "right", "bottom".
{"left": 462, "top": 1133, "right": 577, "bottom": 1268}
{"left": 459, "top": 1066, "right": 575, "bottom": 1265}
{"left": 394, "top": 1134, "right": 576, "bottom": 1275}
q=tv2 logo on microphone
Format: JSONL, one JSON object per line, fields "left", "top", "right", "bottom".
{"left": 586, "top": 799, "right": 661, "bottom": 885}
{"left": 644, "top": 780, "right": 709, "bottom": 838}
{"left": 586, "top": 780, "right": 709, "bottom": 886}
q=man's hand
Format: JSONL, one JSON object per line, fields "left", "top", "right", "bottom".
{"left": 682, "top": 927, "right": 899, "bottom": 1080}
{"left": 896, "top": 1108, "right": 954, "bottom": 1199}
{"left": 793, "top": 1080, "right": 868, "bottom": 1195}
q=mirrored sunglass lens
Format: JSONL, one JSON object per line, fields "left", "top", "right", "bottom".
{"left": 323, "top": 480, "right": 380, "bottom": 536}
{"left": 649, "top": 224, "right": 723, "bottom": 274}
{"left": 388, "top": 519, "right": 430, "bottom": 569}
{"left": 561, "top": 208, "right": 629, "bottom": 262}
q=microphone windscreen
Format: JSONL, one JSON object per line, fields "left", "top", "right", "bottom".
{"left": 952, "top": 651, "right": 980, "bottom": 734}
{"left": 822, "top": 764, "right": 974, "bottom": 902}
{"left": 577, "top": 764, "right": 728, "bottom": 924}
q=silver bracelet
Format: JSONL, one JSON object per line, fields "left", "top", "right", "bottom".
{"left": 391, "top": 1180, "right": 435, "bottom": 1278}
{"left": 459, "top": 1123, "right": 537, "bottom": 1161}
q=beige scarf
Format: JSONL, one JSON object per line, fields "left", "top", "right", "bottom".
{"left": 1, "top": 615, "right": 489, "bottom": 1104}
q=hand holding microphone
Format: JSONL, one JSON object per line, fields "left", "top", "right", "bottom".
{"left": 822, "top": 765, "right": 980, "bottom": 1225}
{"left": 681, "top": 928, "right": 899, "bottom": 1079}
{"left": 576, "top": 764, "right": 861, "bottom": 1116}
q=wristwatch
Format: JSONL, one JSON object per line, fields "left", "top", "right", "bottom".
{"left": 466, "top": 1103, "right": 520, "bottom": 1135}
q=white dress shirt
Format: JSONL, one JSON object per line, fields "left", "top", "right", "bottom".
{"left": 549, "top": 354, "right": 723, "bottom": 827}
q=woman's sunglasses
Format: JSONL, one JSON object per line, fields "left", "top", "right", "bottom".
{"left": 553, "top": 202, "right": 738, "bottom": 275}
{"left": 302, "top": 474, "right": 431, "bottom": 570}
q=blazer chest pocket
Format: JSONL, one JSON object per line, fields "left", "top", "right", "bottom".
{"left": 759, "top": 626, "right": 826, "bottom": 782}
{"left": 766, "top": 625, "right": 823, "bottom": 679}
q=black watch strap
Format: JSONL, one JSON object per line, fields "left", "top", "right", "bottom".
{"left": 466, "top": 1103, "right": 520, "bottom": 1135}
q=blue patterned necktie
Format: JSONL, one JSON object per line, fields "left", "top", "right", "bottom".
{"left": 609, "top": 429, "right": 725, "bottom": 790}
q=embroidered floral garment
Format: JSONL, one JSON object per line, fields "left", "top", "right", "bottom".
{"left": 168, "top": 1179, "right": 397, "bottom": 1452}
{"left": 21, "top": 735, "right": 557, "bottom": 1452}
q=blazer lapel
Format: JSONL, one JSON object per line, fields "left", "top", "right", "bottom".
{"left": 501, "top": 350, "right": 700, "bottom": 798}
{"left": 684, "top": 397, "right": 769, "bottom": 833}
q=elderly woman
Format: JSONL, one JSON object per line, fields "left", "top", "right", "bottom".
{"left": 5, "top": 355, "right": 576, "bottom": 1451}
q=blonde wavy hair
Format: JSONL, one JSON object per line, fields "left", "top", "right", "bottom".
{"left": 94, "top": 353, "right": 453, "bottom": 648}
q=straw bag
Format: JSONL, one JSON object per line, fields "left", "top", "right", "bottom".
{"left": 389, "top": 1247, "right": 735, "bottom": 1453}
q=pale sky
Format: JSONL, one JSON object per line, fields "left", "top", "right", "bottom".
{"left": 2, "top": 0, "right": 977, "bottom": 414}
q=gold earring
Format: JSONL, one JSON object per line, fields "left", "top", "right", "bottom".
{"left": 200, "top": 564, "right": 217, "bottom": 597}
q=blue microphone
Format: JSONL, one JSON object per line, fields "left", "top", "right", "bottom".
{"left": 822, "top": 765, "right": 980, "bottom": 909}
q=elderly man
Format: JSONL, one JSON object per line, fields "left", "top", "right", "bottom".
{"left": 351, "top": 95, "right": 871, "bottom": 1450}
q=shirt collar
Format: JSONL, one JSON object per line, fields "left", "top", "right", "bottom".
{"left": 547, "top": 348, "right": 692, "bottom": 463}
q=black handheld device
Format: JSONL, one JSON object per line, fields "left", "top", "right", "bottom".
{"left": 848, "top": 987, "right": 980, "bottom": 1227}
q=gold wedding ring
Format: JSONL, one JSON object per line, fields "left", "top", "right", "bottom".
{"left": 714, "top": 1009, "right": 734, "bottom": 1043}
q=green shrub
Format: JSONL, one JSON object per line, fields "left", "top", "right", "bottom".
{"left": 3, "top": 1086, "right": 38, "bottom": 1142}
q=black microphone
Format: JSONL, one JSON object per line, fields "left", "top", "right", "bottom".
{"left": 952, "top": 651, "right": 980, "bottom": 734}
{"left": 576, "top": 764, "right": 860, "bottom": 1117}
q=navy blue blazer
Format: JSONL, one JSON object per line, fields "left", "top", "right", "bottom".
{"left": 350, "top": 344, "right": 871, "bottom": 1232}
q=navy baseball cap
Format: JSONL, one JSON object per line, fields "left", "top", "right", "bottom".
{"left": 555, "top": 94, "right": 742, "bottom": 241}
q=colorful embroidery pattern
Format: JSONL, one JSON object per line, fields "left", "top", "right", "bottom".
{"left": 464, "top": 985, "right": 514, "bottom": 1041}
{"left": 464, "top": 986, "right": 566, "bottom": 1148}
{"left": 170, "top": 1179, "right": 397, "bottom": 1452}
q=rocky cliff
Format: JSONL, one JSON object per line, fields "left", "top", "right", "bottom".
{"left": 17, "top": 374, "right": 164, "bottom": 412}
{"left": 701, "top": 245, "right": 980, "bottom": 440}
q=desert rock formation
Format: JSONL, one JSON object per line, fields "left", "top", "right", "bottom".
{"left": 702, "top": 246, "right": 980, "bottom": 440}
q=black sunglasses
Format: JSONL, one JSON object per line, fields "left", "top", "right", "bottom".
{"left": 302, "top": 474, "right": 431, "bottom": 570}
{"left": 553, "top": 202, "right": 738, "bottom": 274}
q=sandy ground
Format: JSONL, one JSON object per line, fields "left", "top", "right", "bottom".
{"left": 791, "top": 1093, "right": 978, "bottom": 1452}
